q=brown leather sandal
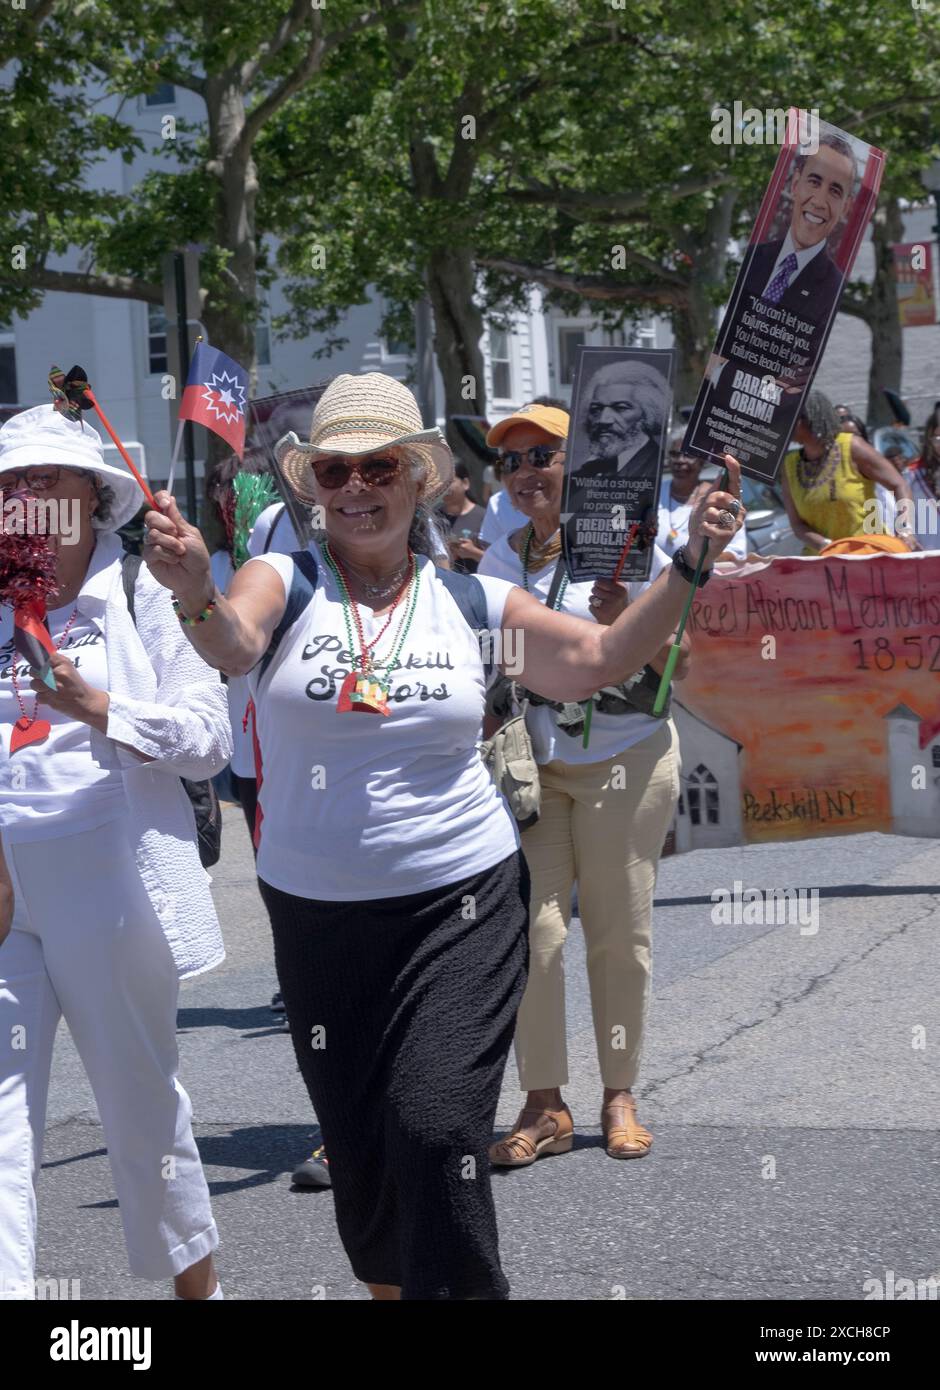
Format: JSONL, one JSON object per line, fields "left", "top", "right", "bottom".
{"left": 488, "top": 1106, "right": 574, "bottom": 1168}
{"left": 601, "top": 1096, "right": 652, "bottom": 1160}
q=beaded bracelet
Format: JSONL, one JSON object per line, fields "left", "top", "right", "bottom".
{"left": 172, "top": 595, "right": 218, "bottom": 626}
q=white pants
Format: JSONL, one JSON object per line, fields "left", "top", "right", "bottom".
{"left": 0, "top": 818, "right": 218, "bottom": 1297}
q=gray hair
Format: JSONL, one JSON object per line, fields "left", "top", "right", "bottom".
{"left": 77, "top": 469, "right": 115, "bottom": 527}
{"left": 798, "top": 390, "right": 840, "bottom": 452}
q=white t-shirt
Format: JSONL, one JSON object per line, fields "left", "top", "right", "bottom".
{"left": 478, "top": 534, "right": 670, "bottom": 766}
{"left": 246, "top": 551, "right": 519, "bottom": 900}
{"left": 248, "top": 502, "right": 301, "bottom": 558}
{"left": 656, "top": 477, "right": 747, "bottom": 560}
{"left": 479, "top": 489, "right": 529, "bottom": 545}
{"left": 210, "top": 550, "right": 255, "bottom": 778}
{"left": 0, "top": 604, "right": 126, "bottom": 840}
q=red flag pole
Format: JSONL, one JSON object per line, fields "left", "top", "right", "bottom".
{"left": 81, "top": 388, "right": 157, "bottom": 509}
{"left": 611, "top": 521, "right": 642, "bottom": 583}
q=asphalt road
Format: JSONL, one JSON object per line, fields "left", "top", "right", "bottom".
{"left": 33, "top": 806, "right": 940, "bottom": 1301}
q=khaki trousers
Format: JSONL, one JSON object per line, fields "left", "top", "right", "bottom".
{"left": 514, "top": 719, "right": 679, "bottom": 1091}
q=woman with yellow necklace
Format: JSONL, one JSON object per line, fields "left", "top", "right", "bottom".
{"left": 478, "top": 402, "right": 690, "bottom": 1168}
{"left": 781, "top": 391, "right": 918, "bottom": 553}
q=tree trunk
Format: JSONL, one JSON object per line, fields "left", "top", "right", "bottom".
{"left": 424, "top": 245, "right": 487, "bottom": 457}
{"left": 200, "top": 70, "right": 261, "bottom": 536}
{"left": 204, "top": 75, "right": 259, "bottom": 379}
{"left": 865, "top": 197, "right": 903, "bottom": 428}
{"left": 671, "top": 189, "right": 737, "bottom": 409}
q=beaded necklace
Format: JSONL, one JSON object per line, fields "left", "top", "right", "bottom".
{"left": 322, "top": 544, "right": 420, "bottom": 716}
{"left": 796, "top": 439, "right": 840, "bottom": 500}
{"left": 522, "top": 525, "right": 568, "bottom": 608}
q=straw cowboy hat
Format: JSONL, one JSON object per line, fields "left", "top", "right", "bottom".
{"left": 0, "top": 405, "right": 144, "bottom": 531}
{"left": 275, "top": 373, "right": 454, "bottom": 506}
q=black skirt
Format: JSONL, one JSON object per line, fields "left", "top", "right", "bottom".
{"left": 259, "top": 851, "right": 529, "bottom": 1300}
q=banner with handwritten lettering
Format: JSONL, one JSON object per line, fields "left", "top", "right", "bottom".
{"left": 668, "top": 553, "right": 940, "bottom": 853}
{"left": 682, "top": 111, "right": 885, "bottom": 482}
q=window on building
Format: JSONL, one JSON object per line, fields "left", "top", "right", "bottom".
{"left": 687, "top": 764, "right": 719, "bottom": 826}
{"left": 382, "top": 338, "right": 409, "bottom": 359}
{"left": 489, "top": 327, "right": 512, "bottom": 399}
{"left": 147, "top": 304, "right": 168, "bottom": 375}
{"left": 0, "top": 344, "right": 18, "bottom": 402}
{"left": 557, "top": 327, "right": 586, "bottom": 386}
{"left": 932, "top": 745, "right": 940, "bottom": 769}
{"left": 145, "top": 82, "right": 176, "bottom": 107}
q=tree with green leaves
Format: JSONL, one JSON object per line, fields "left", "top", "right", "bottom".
{"left": 1, "top": 0, "right": 414, "bottom": 375}
{"left": 268, "top": 0, "right": 940, "bottom": 417}
{"left": 266, "top": 0, "right": 630, "bottom": 440}
{"left": 475, "top": 0, "right": 940, "bottom": 414}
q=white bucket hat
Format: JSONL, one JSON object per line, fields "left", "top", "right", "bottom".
{"left": 275, "top": 373, "right": 454, "bottom": 506}
{"left": 0, "top": 405, "right": 145, "bottom": 531}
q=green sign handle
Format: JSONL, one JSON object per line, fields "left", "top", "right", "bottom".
{"left": 651, "top": 465, "right": 730, "bottom": 716}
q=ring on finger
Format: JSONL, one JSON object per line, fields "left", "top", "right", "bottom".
{"left": 717, "top": 509, "right": 735, "bottom": 528}
{"left": 726, "top": 498, "right": 741, "bottom": 518}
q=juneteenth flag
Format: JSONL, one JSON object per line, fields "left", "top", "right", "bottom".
{"left": 178, "top": 342, "right": 249, "bottom": 459}
{"left": 14, "top": 600, "right": 56, "bottom": 689}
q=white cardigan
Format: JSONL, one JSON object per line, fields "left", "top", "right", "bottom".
{"left": 0, "top": 533, "right": 232, "bottom": 979}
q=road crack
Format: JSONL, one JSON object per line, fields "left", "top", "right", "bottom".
{"left": 643, "top": 899, "right": 938, "bottom": 1101}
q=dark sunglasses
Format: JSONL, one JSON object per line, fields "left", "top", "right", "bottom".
{"left": 311, "top": 455, "right": 405, "bottom": 489}
{"left": 498, "top": 444, "right": 563, "bottom": 475}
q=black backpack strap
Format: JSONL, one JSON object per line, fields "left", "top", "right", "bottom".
{"left": 545, "top": 557, "right": 568, "bottom": 610}
{"left": 262, "top": 504, "right": 287, "bottom": 554}
{"left": 121, "top": 551, "right": 143, "bottom": 626}
{"left": 255, "top": 548, "right": 319, "bottom": 684}
{"left": 436, "top": 567, "right": 493, "bottom": 679}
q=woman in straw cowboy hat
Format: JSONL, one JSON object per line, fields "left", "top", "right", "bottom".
{"left": 143, "top": 372, "right": 744, "bottom": 1301}
{"left": 0, "top": 404, "right": 230, "bottom": 1300}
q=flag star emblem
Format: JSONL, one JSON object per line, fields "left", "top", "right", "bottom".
{"left": 200, "top": 370, "right": 246, "bottom": 425}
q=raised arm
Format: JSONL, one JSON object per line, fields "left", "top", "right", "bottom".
{"left": 142, "top": 492, "right": 288, "bottom": 677}
{"left": 504, "top": 456, "right": 744, "bottom": 702}
{"left": 851, "top": 437, "right": 919, "bottom": 548}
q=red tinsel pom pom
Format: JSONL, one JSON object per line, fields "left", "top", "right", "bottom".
{"left": 0, "top": 489, "right": 59, "bottom": 609}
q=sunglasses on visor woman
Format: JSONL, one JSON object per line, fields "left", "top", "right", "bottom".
{"left": 311, "top": 455, "right": 406, "bottom": 489}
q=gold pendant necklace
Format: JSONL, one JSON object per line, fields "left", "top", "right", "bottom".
{"left": 524, "top": 525, "right": 562, "bottom": 572}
